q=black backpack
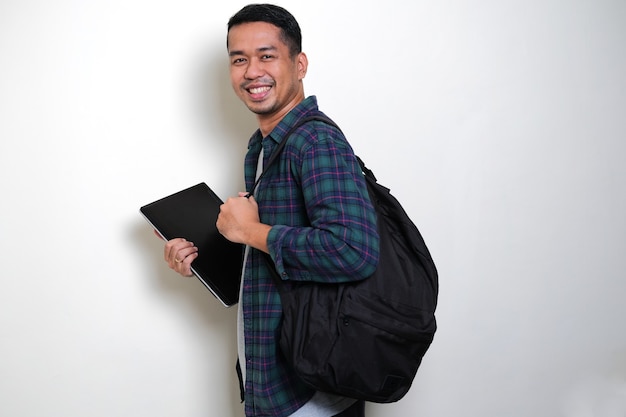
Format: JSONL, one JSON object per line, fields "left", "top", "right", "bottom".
{"left": 255, "top": 115, "right": 438, "bottom": 403}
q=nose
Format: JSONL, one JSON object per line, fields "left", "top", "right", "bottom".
{"left": 244, "top": 58, "right": 264, "bottom": 79}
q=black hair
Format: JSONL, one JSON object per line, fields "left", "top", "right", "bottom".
{"left": 227, "top": 4, "right": 302, "bottom": 57}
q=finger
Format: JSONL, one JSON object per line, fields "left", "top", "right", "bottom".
{"left": 164, "top": 238, "right": 182, "bottom": 262}
{"left": 172, "top": 244, "right": 199, "bottom": 267}
{"left": 179, "top": 252, "right": 199, "bottom": 277}
{"left": 165, "top": 238, "right": 193, "bottom": 267}
{"left": 173, "top": 250, "right": 198, "bottom": 277}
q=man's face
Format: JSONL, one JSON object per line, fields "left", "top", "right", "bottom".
{"left": 227, "top": 21, "right": 307, "bottom": 121}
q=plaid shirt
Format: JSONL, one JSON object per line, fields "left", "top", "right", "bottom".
{"left": 240, "top": 96, "right": 379, "bottom": 417}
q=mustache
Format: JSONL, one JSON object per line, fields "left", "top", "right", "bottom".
{"left": 241, "top": 78, "right": 275, "bottom": 89}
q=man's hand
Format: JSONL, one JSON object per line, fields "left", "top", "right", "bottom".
{"left": 163, "top": 237, "right": 198, "bottom": 277}
{"left": 217, "top": 193, "right": 271, "bottom": 253}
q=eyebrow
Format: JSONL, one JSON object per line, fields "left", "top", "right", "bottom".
{"left": 229, "top": 45, "right": 278, "bottom": 57}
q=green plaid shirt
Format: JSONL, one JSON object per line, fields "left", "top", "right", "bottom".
{"left": 240, "top": 96, "right": 379, "bottom": 417}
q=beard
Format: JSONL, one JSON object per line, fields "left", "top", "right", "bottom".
{"left": 245, "top": 100, "right": 279, "bottom": 115}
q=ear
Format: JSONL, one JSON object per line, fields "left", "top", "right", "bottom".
{"left": 296, "top": 52, "right": 308, "bottom": 80}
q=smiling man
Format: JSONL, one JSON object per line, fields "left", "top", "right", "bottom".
{"left": 227, "top": 20, "right": 307, "bottom": 134}
{"left": 162, "top": 4, "right": 379, "bottom": 417}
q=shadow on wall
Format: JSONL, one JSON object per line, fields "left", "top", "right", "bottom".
{"left": 132, "top": 44, "right": 253, "bottom": 417}
{"left": 190, "top": 46, "right": 258, "bottom": 188}
{"left": 132, "top": 44, "right": 253, "bottom": 318}
{"left": 134, "top": 43, "right": 253, "bottom": 311}
{"left": 212, "top": 53, "right": 258, "bottom": 139}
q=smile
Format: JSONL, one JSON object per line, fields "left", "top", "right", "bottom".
{"left": 248, "top": 86, "right": 271, "bottom": 94}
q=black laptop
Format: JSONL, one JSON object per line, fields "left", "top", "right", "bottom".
{"left": 140, "top": 183, "right": 242, "bottom": 307}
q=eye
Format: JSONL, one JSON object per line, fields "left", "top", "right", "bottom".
{"left": 231, "top": 57, "right": 246, "bottom": 65}
{"left": 261, "top": 54, "right": 274, "bottom": 60}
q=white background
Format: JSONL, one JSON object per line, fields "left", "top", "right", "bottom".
{"left": 1, "top": 0, "right": 625, "bottom": 416}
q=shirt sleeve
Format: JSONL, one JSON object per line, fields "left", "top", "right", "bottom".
{"left": 265, "top": 131, "right": 380, "bottom": 283}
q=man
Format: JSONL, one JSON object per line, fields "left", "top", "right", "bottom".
{"left": 162, "top": 4, "right": 379, "bottom": 416}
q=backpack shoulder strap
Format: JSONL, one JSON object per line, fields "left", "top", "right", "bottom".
{"left": 248, "top": 114, "right": 341, "bottom": 196}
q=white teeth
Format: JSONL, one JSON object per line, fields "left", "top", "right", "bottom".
{"left": 249, "top": 86, "right": 270, "bottom": 94}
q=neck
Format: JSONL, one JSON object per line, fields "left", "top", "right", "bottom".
{"left": 257, "top": 92, "right": 305, "bottom": 137}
